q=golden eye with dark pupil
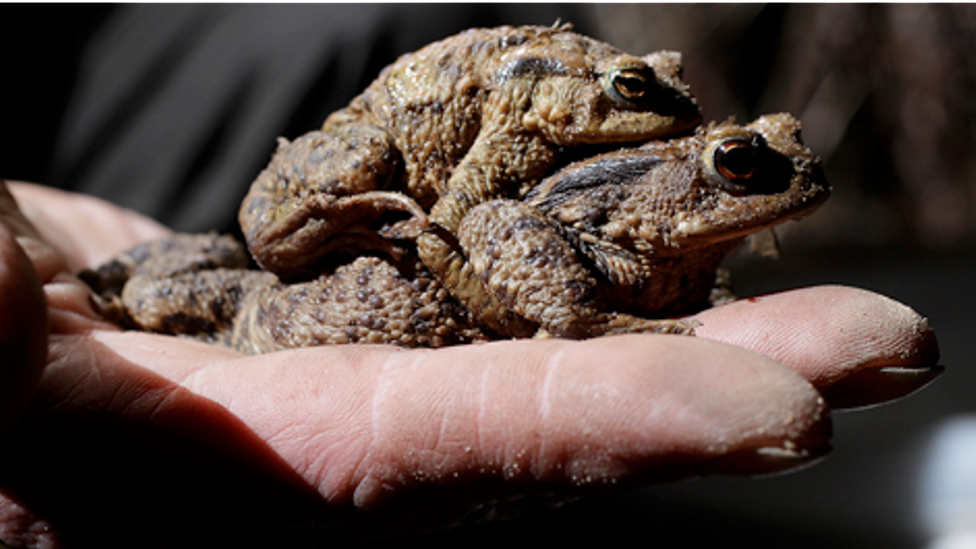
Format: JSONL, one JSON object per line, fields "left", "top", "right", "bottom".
{"left": 714, "top": 140, "right": 758, "bottom": 180}
{"left": 612, "top": 69, "right": 647, "bottom": 99}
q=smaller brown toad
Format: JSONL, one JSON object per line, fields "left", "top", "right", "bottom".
{"left": 83, "top": 114, "right": 828, "bottom": 353}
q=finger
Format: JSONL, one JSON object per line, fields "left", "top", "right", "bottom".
{"left": 0, "top": 181, "right": 119, "bottom": 335}
{"left": 0, "top": 222, "right": 47, "bottom": 433}
{"left": 0, "top": 180, "right": 66, "bottom": 283}
{"left": 692, "top": 285, "right": 942, "bottom": 409}
{"left": 99, "top": 331, "right": 829, "bottom": 534}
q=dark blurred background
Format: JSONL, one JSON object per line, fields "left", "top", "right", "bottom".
{"left": 600, "top": 4, "right": 976, "bottom": 254}
{"left": 2, "top": 4, "right": 976, "bottom": 548}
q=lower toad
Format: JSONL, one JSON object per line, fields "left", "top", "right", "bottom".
{"left": 82, "top": 114, "right": 828, "bottom": 353}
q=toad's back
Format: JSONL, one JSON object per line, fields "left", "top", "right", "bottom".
{"left": 339, "top": 25, "right": 627, "bottom": 204}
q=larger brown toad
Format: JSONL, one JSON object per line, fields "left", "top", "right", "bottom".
{"left": 84, "top": 114, "right": 828, "bottom": 353}
{"left": 238, "top": 23, "right": 702, "bottom": 335}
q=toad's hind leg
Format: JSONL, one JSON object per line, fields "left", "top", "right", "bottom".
{"left": 79, "top": 233, "right": 275, "bottom": 343}
{"left": 240, "top": 118, "right": 426, "bottom": 279}
{"left": 80, "top": 233, "right": 250, "bottom": 300}
{"left": 458, "top": 200, "right": 698, "bottom": 339}
{"left": 121, "top": 269, "right": 277, "bottom": 343}
{"left": 230, "top": 256, "right": 489, "bottom": 353}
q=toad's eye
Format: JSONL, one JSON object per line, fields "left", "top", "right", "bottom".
{"left": 608, "top": 68, "right": 649, "bottom": 101}
{"left": 613, "top": 69, "right": 647, "bottom": 98}
{"left": 714, "top": 139, "right": 758, "bottom": 180}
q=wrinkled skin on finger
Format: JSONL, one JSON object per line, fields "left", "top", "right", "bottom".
{"left": 0, "top": 182, "right": 940, "bottom": 548}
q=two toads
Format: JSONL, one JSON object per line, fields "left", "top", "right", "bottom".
{"left": 83, "top": 24, "right": 829, "bottom": 352}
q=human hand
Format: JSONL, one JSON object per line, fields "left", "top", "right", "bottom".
{"left": 0, "top": 181, "right": 940, "bottom": 548}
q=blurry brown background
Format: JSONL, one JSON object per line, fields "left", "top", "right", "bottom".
{"left": 595, "top": 4, "right": 976, "bottom": 253}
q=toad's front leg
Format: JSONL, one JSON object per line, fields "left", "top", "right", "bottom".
{"left": 415, "top": 123, "right": 559, "bottom": 338}
{"left": 458, "top": 200, "right": 698, "bottom": 339}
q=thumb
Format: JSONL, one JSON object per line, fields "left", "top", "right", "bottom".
{"left": 0, "top": 219, "right": 47, "bottom": 433}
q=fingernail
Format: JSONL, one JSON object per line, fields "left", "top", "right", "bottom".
{"left": 706, "top": 443, "right": 832, "bottom": 477}
{"left": 822, "top": 364, "right": 945, "bottom": 411}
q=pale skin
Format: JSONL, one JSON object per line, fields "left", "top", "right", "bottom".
{"left": 0, "top": 181, "right": 940, "bottom": 548}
